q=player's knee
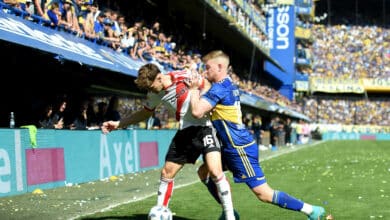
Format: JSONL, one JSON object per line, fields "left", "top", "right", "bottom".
{"left": 161, "top": 167, "right": 177, "bottom": 179}
{"left": 161, "top": 162, "right": 184, "bottom": 179}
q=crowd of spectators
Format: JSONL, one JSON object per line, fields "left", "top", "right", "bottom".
{"left": 1, "top": 0, "right": 389, "bottom": 130}
{"left": 302, "top": 96, "right": 390, "bottom": 126}
{"left": 93, "top": 96, "right": 179, "bottom": 130}
{"left": 310, "top": 24, "right": 389, "bottom": 79}
{"left": 217, "top": 0, "right": 269, "bottom": 50}
{"left": 34, "top": 94, "right": 169, "bottom": 130}
{"left": 1, "top": 0, "right": 299, "bottom": 125}
{"left": 231, "top": 72, "right": 302, "bottom": 111}
{"left": 298, "top": 23, "right": 389, "bottom": 127}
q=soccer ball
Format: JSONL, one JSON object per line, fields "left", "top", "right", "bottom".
{"left": 218, "top": 209, "right": 240, "bottom": 220}
{"left": 148, "top": 205, "right": 173, "bottom": 220}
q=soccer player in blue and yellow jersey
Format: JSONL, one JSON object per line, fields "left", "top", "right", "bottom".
{"left": 186, "top": 50, "right": 326, "bottom": 220}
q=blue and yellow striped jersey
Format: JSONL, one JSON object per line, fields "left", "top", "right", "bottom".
{"left": 202, "top": 77, "right": 256, "bottom": 149}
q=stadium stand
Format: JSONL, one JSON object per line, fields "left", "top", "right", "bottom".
{"left": 0, "top": 0, "right": 388, "bottom": 135}
{"left": 303, "top": 0, "right": 389, "bottom": 133}
{"left": 0, "top": 0, "right": 305, "bottom": 130}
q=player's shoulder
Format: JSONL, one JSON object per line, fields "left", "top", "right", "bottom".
{"left": 212, "top": 77, "right": 235, "bottom": 92}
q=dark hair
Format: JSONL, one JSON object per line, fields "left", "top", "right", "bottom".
{"left": 134, "top": 63, "right": 161, "bottom": 91}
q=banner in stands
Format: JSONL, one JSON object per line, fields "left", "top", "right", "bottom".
{"left": 275, "top": 0, "right": 294, "bottom": 5}
{"left": 265, "top": 4, "right": 295, "bottom": 100}
{"left": 295, "top": 26, "right": 311, "bottom": 39}
{"left": 295, "top": 80, "right": 309, "bottom": 91}
{"left": 295, "top": 0, "right": 313, "bottom": 7}
{"left": 362, "top": 78, "right": 390, "bottom": 92}
{"left": 309, "top": 77, "right": 365, "bottom": 93}
{"left": 294, "top": 0, "right": 313, "bottom": 16}
{"left": 0, "top": 11, "right": 142, "bottom": 77}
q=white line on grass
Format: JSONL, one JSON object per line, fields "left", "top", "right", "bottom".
{"left": 260, "top": 140, "right": 324, "bottom": 162}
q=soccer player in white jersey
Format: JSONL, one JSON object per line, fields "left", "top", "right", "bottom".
{"left": 101, "top": 63, "right": 236, "bottom": 220}
{"left": 186, "top": 50, "right": 326, "bottom": 220}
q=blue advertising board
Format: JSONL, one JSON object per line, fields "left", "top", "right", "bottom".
{"left": 0, "top": 128, "right": 175, "bottom": 197}
{"left": 265, "top": 5, "right": 296, "bottom": 100}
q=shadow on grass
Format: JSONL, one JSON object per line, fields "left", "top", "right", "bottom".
{"left": 80, "top": 214, "right": 195, "bottom": 220}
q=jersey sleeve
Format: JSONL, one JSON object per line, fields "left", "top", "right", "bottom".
{"left": 201, "top": 83, "right": 226, "bottom": 107}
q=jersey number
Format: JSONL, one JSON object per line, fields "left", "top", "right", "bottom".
{"left": 203, "top": 135, "right": 215, "bottom": 146}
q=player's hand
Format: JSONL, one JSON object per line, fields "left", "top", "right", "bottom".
{"left": 101, "top": 121, "right": 120, "bottom": 134}
{"left": 184, "top": 71, "right": 202, "bottom": 89}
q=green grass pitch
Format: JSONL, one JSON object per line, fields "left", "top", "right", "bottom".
{"left": 79, "top": 140, "right": 390, "bottom": 220}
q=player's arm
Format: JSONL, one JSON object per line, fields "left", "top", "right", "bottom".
{"left": 101, "top": 108, "right": 153, "bottom": 134}
{"left": 184, "top": 71, "right": 213, "bottom": 118}
{"left": 118, "top": 108, "right": 153, "bottom": 128}
{"left": 188, "top": 87, "right": 213, "bottom": 119}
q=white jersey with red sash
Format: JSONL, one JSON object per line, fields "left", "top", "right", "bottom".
{"left": 144, "top": 69, "right": 211, "bottom": 130}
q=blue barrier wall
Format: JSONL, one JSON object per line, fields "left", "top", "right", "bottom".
{"left": 0, "top": 128, "right": 175, "bottom": 197}
{"left": 322, "top": 132, "right": 390, "bottom": 141}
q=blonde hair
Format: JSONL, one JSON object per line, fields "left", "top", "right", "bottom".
{"left": 202, "top": 50, "right": 230, "bottom": 69}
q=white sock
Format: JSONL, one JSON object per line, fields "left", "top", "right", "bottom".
{"left": 301, "top": 203, "right": 313, "bottom": 215}
{"left": 157, "top": 177, "right": 174, "bottom": 207}
{"left": 213, "top": 173, "right": 235, "bottom": 219}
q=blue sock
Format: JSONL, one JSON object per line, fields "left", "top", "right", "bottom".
{"left": 202, "top": 178, "right": 221, "bottom": 204}
{"left": 272, "top": 190, "right": 304, "bottom": 211}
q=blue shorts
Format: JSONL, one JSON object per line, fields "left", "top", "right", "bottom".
{"left": 222, "top": 142, "right": 267, "bottom": 188}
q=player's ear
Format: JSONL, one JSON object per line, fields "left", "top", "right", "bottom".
{"left": 218, "top": 63, "right": 222, "bottom": 72}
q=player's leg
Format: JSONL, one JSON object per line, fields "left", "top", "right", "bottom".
{"left": 197, "top": 163, "right": 221, "bottom": 204}
{"left": 246, "top": 170, "right": 325, "bottom": 219}
{"left": 157, "top": 161, "right": 183, "bottom": 207}
{"left": 198, "top": 126, "right": 235, "bottom": 220}
{"left": 227, "top": 142, "right": 325, "bottom": 219}
{"left": 205, "top": 151, "right": 235, "bottom": 220}
{"left": 198, "top": 162, "right": 240, "bottom": 220}
{"left": 156, "top": 129, "right": 189, "bottom": 208}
